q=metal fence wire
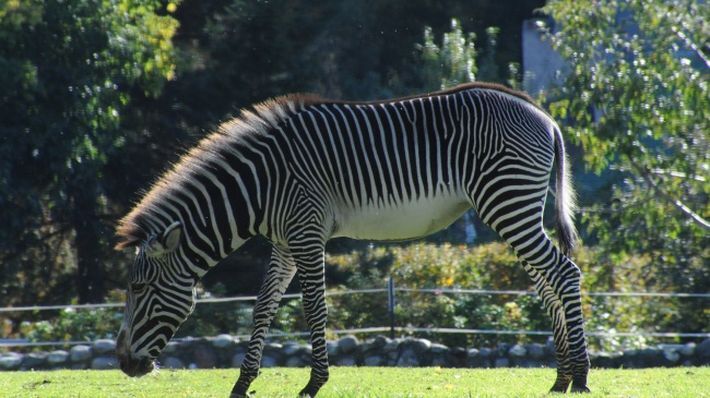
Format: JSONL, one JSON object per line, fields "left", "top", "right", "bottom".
{"left": 1, "top": 279, "right": 708, "bottom": 348}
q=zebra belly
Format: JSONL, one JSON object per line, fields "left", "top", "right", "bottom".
{"left": 333, "top": 194, "right": 471, "bottom": 241}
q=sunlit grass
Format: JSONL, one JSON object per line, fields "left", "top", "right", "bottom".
{"left": 0, "top": 367, "right": 708, "bottom": 397}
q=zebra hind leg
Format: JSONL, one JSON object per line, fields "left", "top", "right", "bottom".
{"left": 522, "top": 262, "right": 574, "bottom": 392}
{"left": 516, "top": 239, "right": 590, "bottom": 393}
{"left": 471, "top": 189, "right": 590, "bottom": 393}
{"left": 231, "top": 246, "right": 296, "bottom": 398}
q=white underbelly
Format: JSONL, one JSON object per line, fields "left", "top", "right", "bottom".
{"left": 333, "top": 194, "right": 471, "bottom": 241}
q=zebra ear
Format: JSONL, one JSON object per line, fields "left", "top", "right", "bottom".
{"left": 145, "top": 221, "right": 182, "bottom": 257}
{"left": 161, "top": 221, "right": 182, "bottom": 252}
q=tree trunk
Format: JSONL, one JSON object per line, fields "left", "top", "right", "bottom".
{"left": 70, "top": 172, "right": 105, "bottom": 304}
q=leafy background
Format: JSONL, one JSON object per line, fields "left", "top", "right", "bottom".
{"left": 0, "top": 0, "right": 707, "bottom": 351}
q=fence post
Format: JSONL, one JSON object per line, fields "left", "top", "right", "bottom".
{"left": 387, "top": 276, "right": 395, "bottom": 339}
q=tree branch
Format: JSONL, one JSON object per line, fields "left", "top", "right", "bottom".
{"left": 631, "top": 163, "right": 710, "bottom": 230}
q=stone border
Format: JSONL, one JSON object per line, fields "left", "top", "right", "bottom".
{"left": 1, "top": 335, "right": 708, "bottom": 371}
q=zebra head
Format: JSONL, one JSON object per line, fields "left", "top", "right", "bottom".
{"left": 116, "top": 221, "right": 196, "bottom": 377}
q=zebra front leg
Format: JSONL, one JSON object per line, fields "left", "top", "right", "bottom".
{"left": 231, "top": 246, "right": 296, "bottom": 398}
{"left": 522, "top": 262, "right": 573, "bottom": 392}
{"left": 291, "top": 244, "right": 329, "bottom": 398}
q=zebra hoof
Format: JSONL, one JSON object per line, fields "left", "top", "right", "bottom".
{"left": 549, "top": 379, "right": 572, "bottom": 393}
{"left": 298, "top": 385, "right": 320, "bottom": 398}
{"left": 229, "top": 390, "right": 254, "bottom": 398}
{"left": 570, "top": 385, "right": 591, "bottom": 393}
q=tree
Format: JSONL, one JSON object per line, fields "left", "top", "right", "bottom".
{"left": 542, "top": 0, "right": 708, "bottom": 334}
{"left": 0, "top": 0, "right": 179, "bottom": 304}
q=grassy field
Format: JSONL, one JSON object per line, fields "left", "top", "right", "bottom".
{"left": 0, "top": 367, "right": 708, "bottom": 398}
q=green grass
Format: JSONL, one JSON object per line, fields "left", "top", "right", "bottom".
{"left": 0, "top": 367, "right": 708, "bottom": 398}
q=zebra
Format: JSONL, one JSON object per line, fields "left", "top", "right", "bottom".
{"left": 114, "top": 82, "right": 590, "bottom": 396}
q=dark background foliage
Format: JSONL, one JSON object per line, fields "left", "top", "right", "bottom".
{"left": 1, "top": 0, "right": 706, "bottom": 349}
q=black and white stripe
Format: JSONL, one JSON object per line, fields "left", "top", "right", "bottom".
{"left": 116, "top": 83, "right": 589, "bottom": 396}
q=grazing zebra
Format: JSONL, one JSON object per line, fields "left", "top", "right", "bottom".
{"left": 114, "top": 82, "right": 590, "bottom": 396}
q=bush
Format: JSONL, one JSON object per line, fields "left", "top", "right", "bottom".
{"left": 22, "top": 307, "right": 122, "bottom": 344}
{"left": 322, "top": 241, "right": 690, "bottom": 350}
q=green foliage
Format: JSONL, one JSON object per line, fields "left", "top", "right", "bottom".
{"left": 542, "top": 0, "right": 709, "bottom": 337}
{"left": 0, "top": 0, "right": 179, "bottom": 304}
{"left": 320, "top": 242, "right": 671, "bottom": 350}
{"left": 419, "top": 19, "right": 478, "bottom": 90}
{"left": 324, "top": 243, "right": 538, "bottom": 347}
{"left": 21, "top": 307, "right": 122, "bottom": 344}
{"left": 0, "top": 0, "right": 545, "bottom": 312}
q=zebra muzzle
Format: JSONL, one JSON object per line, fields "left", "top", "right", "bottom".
{"left": 118, "top": 354, "right": 154, "bottom": 377}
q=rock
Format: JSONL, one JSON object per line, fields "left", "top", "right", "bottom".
{"left": 430, "top": 343, "right": 449, "bottom": 367}
{"left": 448, "top": 347, "right": 468, "bottom": 368}
{"left": 494, "top": 357, "right": 510, "bottom": 368}
{"left": 23, "top": 352, "right": 47, "bottom": 369}
{"left": 396, "top": 348, "right": 420, "bottom": 367}
{"left": 70, "top": 345, "right": 92, "bottom": 362}
{"left": 497, "top": 343, "right": 511, "bottom": 357}
{"left": 338, "top": 335, "right": 359, "bottom": 355}
{"left": 162, "top": 356, "right": 185, "bottom": 369}
{"left": 527, "top": 343, "right": 545, "bottom": 359}
{"left": 430, "top": 343, "right": 448, "bottom": 354}
{"left": 383, "top": 339, "right": 401, "bottom": 353}
{"left": 285, "top": 356, "right": 306, "bottom": 367}
{"left": 261, "top": 354, "right": 279, "bottom": 368}
{"left": 193, "top": 344, "right": 217, "bottom": 368}
{"left": 164, "top": 341, "right": 179, "bottom": 354}
{"left": 231, "top": 352, "right": 246, "bottom": 368}
{"left": 640, "top": 348, "right": 663, "bottom": 367}
{"left": 509, "top": 344, "right": 526, "bottom": 358}
{"left": 517, "top": 359, "right": 541, "bottom": 368}
{"left": 591, "top": 352, "right": 618, "bottom": 368}
{"left": 621, "top": 349, "right": 640, "bottom": 367}
{"left": 47, "top": 350, "right": 69, "bottom": 365}
{"left": 212, "top": 334, "right": 234, "bottom": 349}
{"left": 372, "top": 335, "right": 391, "bottom": 349}
{"left": 479, "top": 348, "right": 494, "bottom": 360}
{"left": 620, "top": 348, "right": 662, "bottom": 368}
{"left": 91, "top": 356, "right": 117, "bottom": 370}
{"left": 662, "top": 349, "right": 680, "bottom": 364}
{"left": 0, "top": 353, "right": 23, "bottom": 370}
{"left": 282, "top": 342, "right": 302, "bottom": 356}
{"left": 680, "top": 342, "right": 696, "bottom": 357}
{"left": 431, "top": 354, "right": 448, "bottom": 367}
{"left": 93, "top": 339, "right": 116, "bottom": 355}
{"left": 300, "top": 346, "right": 312, "bottom": 357}
{"left": 364, "top": 355, "right": 384, "bottom": 366}
{"left": 412, "top": 338, "right": 431, "bottom": 353}
{"left": 326, "top": 341, "right": 339, "bottom": 356}
{"left": 696, "top": 339, "right": 710, "bottom": 361}
{"left": 544, "top": 337, "right": 556, "bottom": 356}
{"left": 357, "top": 341, "right": 374, "bottom": 355}
{"left": 334, "top": 355, "right": 356, "bottom": 366}
{"left": 263, "top": 343, "right": 283, "bottom": 358}
{"left": 261, "top": 344, "right": 283, "bottom": 366}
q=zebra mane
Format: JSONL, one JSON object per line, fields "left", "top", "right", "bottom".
{"left": 114, "top": 94, "right": 317, "bottom": 250}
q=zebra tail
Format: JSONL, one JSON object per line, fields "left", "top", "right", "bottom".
{"left": 553, "top": 123, "right": 579, "bottom": 256}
